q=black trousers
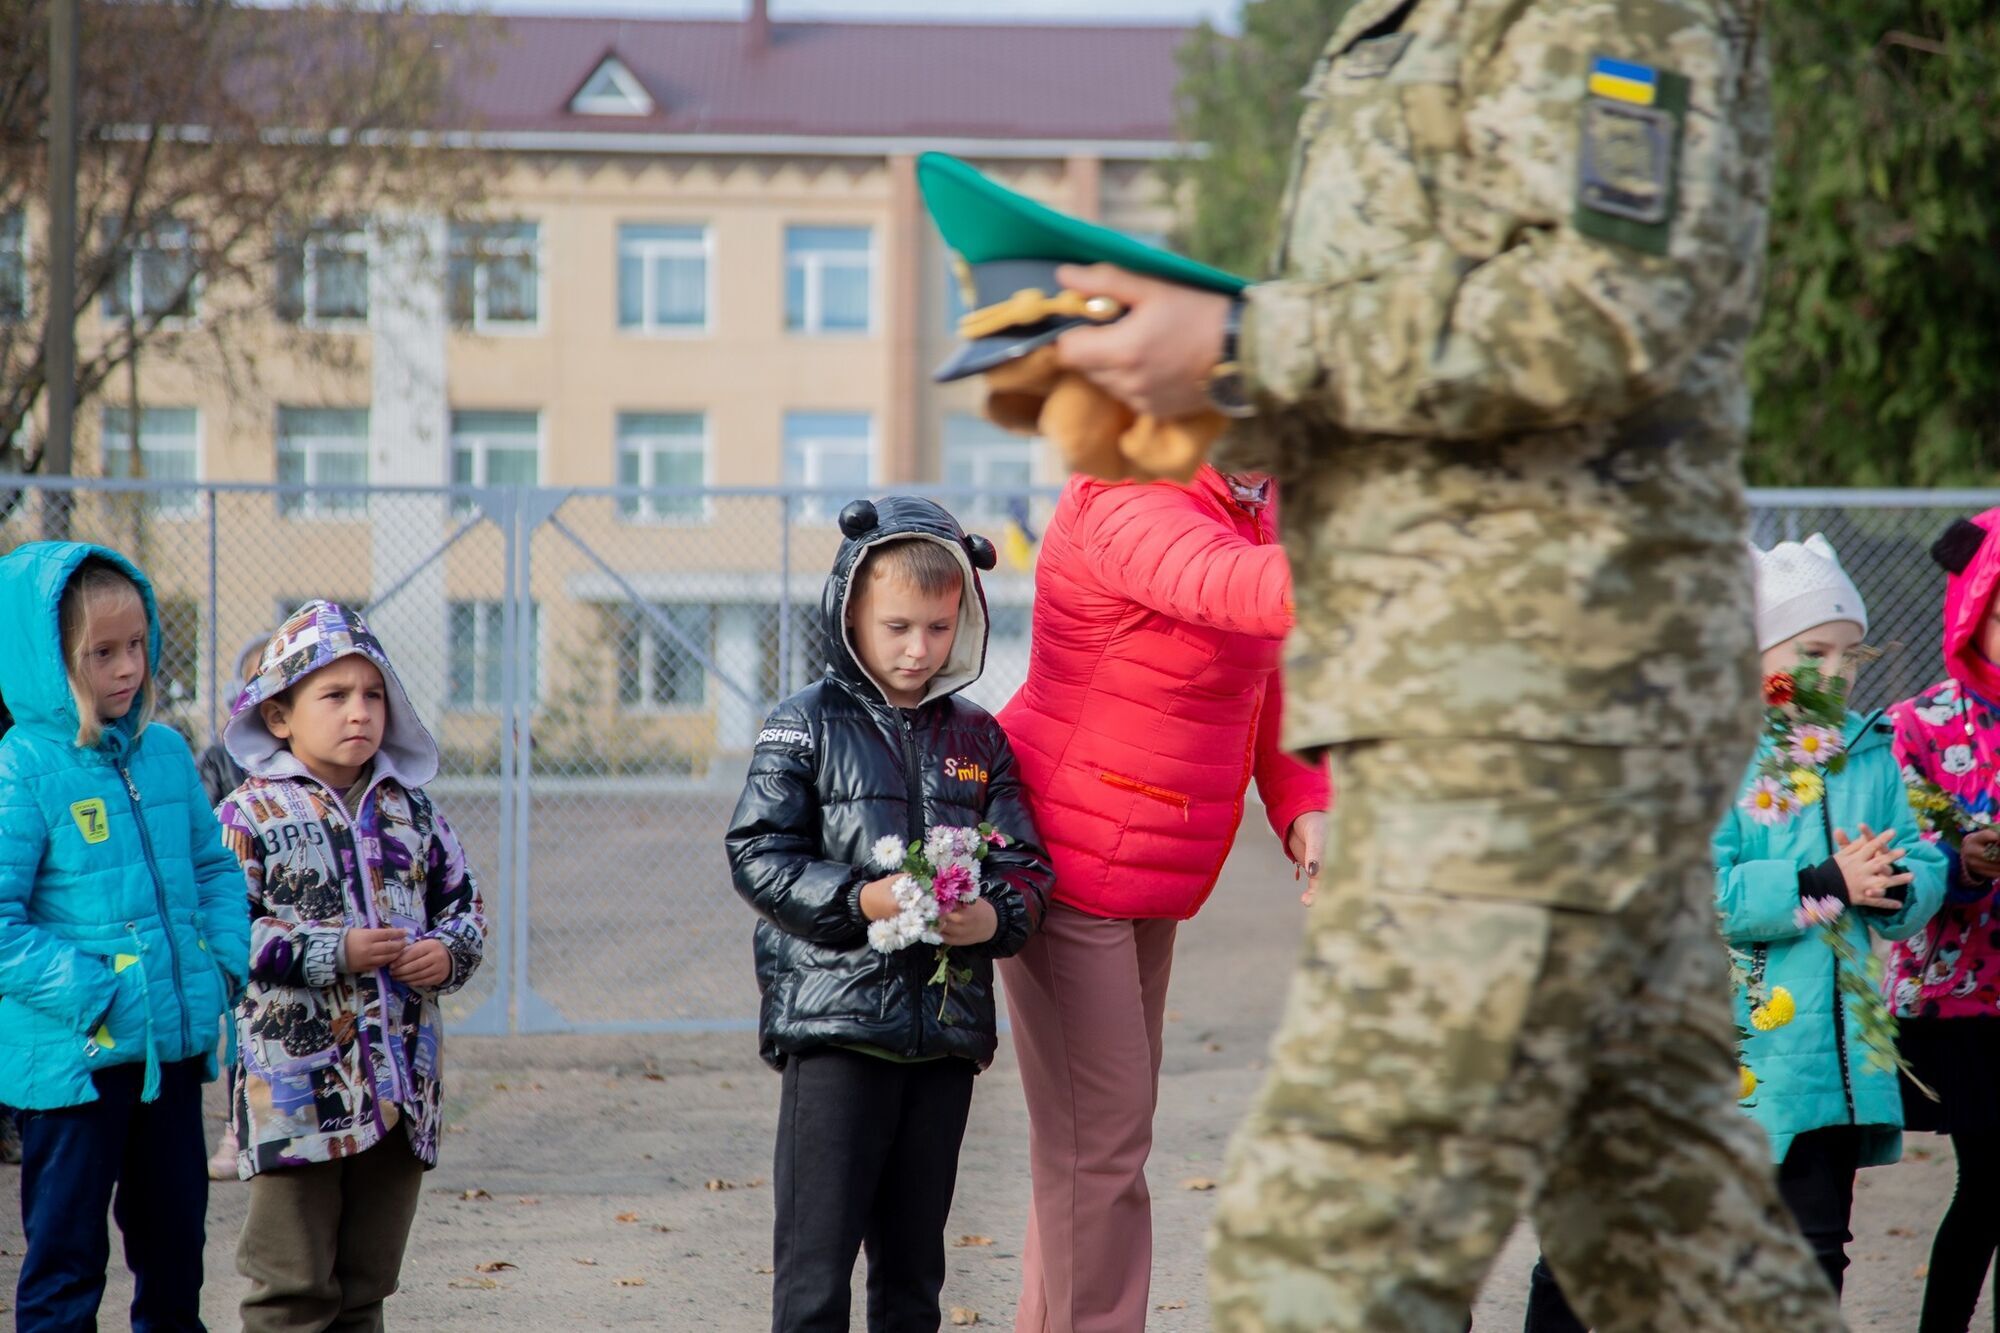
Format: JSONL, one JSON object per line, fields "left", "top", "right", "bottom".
{"left": 1522, "top": 1125, "right": 1861, "bottom": 1331}
{"left": 771, "top": 1048, "right": 975, "bottom": 1333}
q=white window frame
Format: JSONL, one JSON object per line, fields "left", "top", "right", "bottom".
{"left": 785, "top": 412, "right": 875, "bottom": 523}
{"left": 570, "top": 56, "right": 655, "bottom": 117}
{"left": 446, "top": 599, "right": 542, "bottom": 714}
{"left": 449, "top": 221, "right": 543, "bottom": 333}
{"left": 616, "top": 602, "right": 712, "bottom": 713}
{"left": 280, "top": 224, "right": 370, "bottom": 329}
{"left": 100, "top": 405, "right": 202, "bottom": 519}
{"left": 0, "top": 211, "right": 26, "bottom": 322}
{"left": 450, "top": 409, "right": 543, "bottom": 517}
{"left": 616, "top": 411, "right": 711, "bottom": 524}
{"left": 785, "top": 226, "right": 875, "bottom": 336}
{"left": 102, "top": 220, "right": 199, "bottom": 327}
{"left": 617, "top": 224, "right": 712, "bottom": 335}
{"left": 275, "top": 407, "right": 370, "bottom": 521}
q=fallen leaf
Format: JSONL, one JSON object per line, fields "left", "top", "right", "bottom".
{"left": 449, "top": 1277, "right": 502, "bottom": 1290}
{"left": 615, "top": 1212, "right": 641, "bottom": 1223}
{"left": 719, "top": 1079, "right": 735, "bottom": 1090}
{"left": 1887, "top": 1226, "right": 1914, "bottom": 1238}
{"left": 753, "top": 1265, "right": 775, "bottom": 1275}
{"left": 492, "top": 1081, "right": 509, "bottom": 1091}
{"left": 573, "top": 1257, "right": 599, "bottom": 1266}
{"left": 459, "top": 1188, "right": 492, "bottom": 1201}
{"left": 706, "top": 1179, "right": 737, "bottom": 1191}
{"left": 446, "top": 1123, "right": 470, "bottom": 1134}
{"left": 1181, "top": 1178, "right": 1217, "bottom": 1192}
{"left": 516, "top": 1196, "right": 541, "bottom": 1206}
{"left": 949, "top": 1308, "right": 981, "bottom": 1326}
{"left": 652, "top": 1224, "right": 674, "bottom": 1234}
{"left": 744, "top": 1177, "right": 767, "bottom": 1188}
{"left": 473, "top": 1261, "right": 516, "bottom": 1274}
{"left": 644, "top": 1072, "right": 666, "bottom": 1082}
{"left": 1203, "top": 1041, "right": 1224, "bottom": 1053}
{"left": 1916, "top": 1264, "right": 1930, "bottom": 1279}
{"left": 615, "top": 1276, "right": 647, "bottom": 1288}
{"left": 953, "top": 1235, "right": 995, "bottom": 1248}
{"left": 1156, "top": 1299, "right": 1188, "bottom": 1311}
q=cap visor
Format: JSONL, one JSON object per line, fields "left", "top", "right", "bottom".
{"left": 932, "top": 327, "right": 1066, "bottom": 383}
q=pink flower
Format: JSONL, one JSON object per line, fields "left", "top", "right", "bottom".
{"left": 1795, "top": 895, "right": 1847, "bottom": 931}
{"left": 932, "top": 862, "right": 977, "bottom": 914}
{"left": 1741, "top": 777, "right": 1794, "bottom": 827}
{"left": 1787, "top": 725, "right": 1845, "bottom": 768}
{"left": 983, "top": 829, "right": 1009, "bottom": 849}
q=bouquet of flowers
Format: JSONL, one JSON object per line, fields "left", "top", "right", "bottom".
{"left": 867, "top": 822, "right": 1008, "bottom": 1021}
{"left": 1740, "top": 665, "right": 1850, "bottom": 827}
{"left": 1790, "top": 894, "right": 1934, "bottom": 1099}
{"left": 1906, "top": 771, "right": 1998, "bottom": 858}
{"left": 1726, "top": 945, "right": 1796, "bottom": 1104}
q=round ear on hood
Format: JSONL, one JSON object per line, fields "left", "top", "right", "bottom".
{"left": 838, "top": 500, "right": 879, "bottom": 540}
{"left": 963, "top": 533, "right": 997, "bottom": 571}
{"left": 1931, "top": 518, "right": 1989, "bottom": 576}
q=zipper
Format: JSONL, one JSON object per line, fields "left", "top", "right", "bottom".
{"left": 1099, "top": 771, "right": 1192, "bottom": 821}
{"left": 1818, "top": 795, "right": 1858, "bottom": 1122}
{"left": 897, "top": 710, "right": 926, "bottom": 1056}
{"left": 118, "top": 764, "right": 193, "bottom": 1054}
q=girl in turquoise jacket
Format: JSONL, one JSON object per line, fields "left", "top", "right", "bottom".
{"left": 1721, "top": 535, "right": 1946, "bottom": 1299}
{"left": 0, "top": 541, "right": 248, "bottom": 1330}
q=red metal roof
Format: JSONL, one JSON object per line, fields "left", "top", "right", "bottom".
{"left": 447, "top": 14, "right": 1192, "bottom": 145}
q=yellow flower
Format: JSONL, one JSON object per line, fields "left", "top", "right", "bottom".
{"left": 1789, "top": 769, "right": 1825, "bottom": 806}
{"left": 1751, "top": 986, "right": 1797, "bottom": 1032}
{"left": 1739, "top": 1065, "right": 1758, "bottom": 1100}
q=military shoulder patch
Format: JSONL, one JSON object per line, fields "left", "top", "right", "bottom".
{"left": 1574, "top": 54, "right": 1689, "bottom": 257}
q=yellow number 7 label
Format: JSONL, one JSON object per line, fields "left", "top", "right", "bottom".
{"left": 70, "top": 799, "right": 109, "bottom": 845}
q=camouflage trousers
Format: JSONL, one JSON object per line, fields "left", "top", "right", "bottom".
{"left": 1207, "top": 739, "right": 1847, "bottom": 1333}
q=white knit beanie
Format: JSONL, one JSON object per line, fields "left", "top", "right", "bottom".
{"left": 1750, "top": 533, "right": 1869, "bottom": 652}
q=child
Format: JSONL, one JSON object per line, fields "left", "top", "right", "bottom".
{"left": 1524, "top": 535, "right": 1946, "bottom": 1329}
{"left": 0, "top": 542, "right": 249, "bottom": 1328}
{"left": 725, "top": 497, "right": 1052, "bottom": 1332}
{"left": 216, "top": 600, "right": 485, "bottom": 1332}
{"left": 1884, "top": 510, "right": 2000, "bottom": 1332}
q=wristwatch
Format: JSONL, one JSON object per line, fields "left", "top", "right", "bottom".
{"left": 1204, "top": 297, "right": 1254, "bottom": 420}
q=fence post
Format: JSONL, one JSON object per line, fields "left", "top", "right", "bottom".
{"left": 206, "top": 487, "right": 220, "bottom": 745}
{"left": 777, "top": 492, "right": 792, "bottom": 696}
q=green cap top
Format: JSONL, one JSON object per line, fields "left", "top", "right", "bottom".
{"left": 918, "top": 152, "right": 1247, "bottom": 383}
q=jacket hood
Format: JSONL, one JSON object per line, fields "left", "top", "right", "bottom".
{"left": 820, "top": 496, "right": 995, "bottom": 708}
{"left": 0, "top": 541, "right": 160, "bottom": 749}
{"left": 1938, "top": 508, "right": 2000, "bottom": 702}
{"left": 224, "top": 600, "right": 439, "bottom": 786}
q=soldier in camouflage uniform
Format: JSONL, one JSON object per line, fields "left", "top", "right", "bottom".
{"left": 1049, "top": 0, "right": 1850, "bottom": 1329}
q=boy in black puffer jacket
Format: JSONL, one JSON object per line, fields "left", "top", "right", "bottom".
{"left": 726, "top": 496, "right": 1051, "bottom": 1333}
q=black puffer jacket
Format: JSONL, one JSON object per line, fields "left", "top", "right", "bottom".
{"left": 726, "top": 497, "right": 1052, "bottom": 1069}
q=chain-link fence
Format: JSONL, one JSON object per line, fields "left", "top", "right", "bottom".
{"left": 1, "top": 479, "right": 1992, "bottom": 1032}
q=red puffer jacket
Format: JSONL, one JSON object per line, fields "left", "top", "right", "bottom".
{"left": 999, "top": 467, "right": 1330, "bottom": 920}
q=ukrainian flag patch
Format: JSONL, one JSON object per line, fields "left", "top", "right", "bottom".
{"left": 1587, "top": 55, "right": 1659, "bottom": 106}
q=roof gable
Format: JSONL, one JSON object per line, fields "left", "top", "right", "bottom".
{"left": 568, "top": 53, "right": 655, "bottom": 117}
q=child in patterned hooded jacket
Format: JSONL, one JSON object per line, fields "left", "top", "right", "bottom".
{"left": 215, "top": 600, "right": 485, "bottom": 1333}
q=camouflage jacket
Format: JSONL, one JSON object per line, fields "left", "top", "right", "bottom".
{"left": 1221, "top": 0, "right": 1773, "bottom": 752}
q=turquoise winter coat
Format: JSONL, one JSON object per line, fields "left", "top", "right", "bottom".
{"left": 0, "top": 542, "right": 248, "bottom": 1109}
{"left": 1717, "top": 710, "right": 1946, "bottom": 1167}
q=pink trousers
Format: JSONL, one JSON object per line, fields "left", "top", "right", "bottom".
{"left": 999, "top": 902, "right": 1179, "bottom": 1333}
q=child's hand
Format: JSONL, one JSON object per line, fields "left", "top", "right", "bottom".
{"left": 937, "top": 899, "right": 998, "bottom": 947}
{"left": 1964, "top": 829, "right": 2000, "bottom": 880}
{"left": 341, "top": 927, "right": 410, "bottom": 973}
{"left": 389, "top": 938, "right": 452, "bottom": 989}
{"left": 1832, "top": 823, "right": 1913, "bottom": 910}
{"left": 859, "top": 875, "right": 906, "bottom": 922}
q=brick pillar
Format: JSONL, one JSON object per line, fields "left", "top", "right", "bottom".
{"left": 883, "top": 153, "right": 923, "bottom": 485}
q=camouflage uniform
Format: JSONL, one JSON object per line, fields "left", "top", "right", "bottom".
{"left": 1207, "top": 0, "right": 1847, "bottom": 1329}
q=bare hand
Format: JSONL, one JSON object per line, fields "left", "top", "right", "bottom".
{"left": 341, "top": 927, "right": 410, "bottom": 973}
{"left": 1053, "top": 264, "right": 1231, "bottom": 420}
{"left": 859, "top": 875, "right": 906, "bottom": 922}
{"left": 1964, "top": 828, "right": 2000, "bottom": 881}
{"left": 937, "top": 899, "right": 998, "bottom": 947}
{"left": 1832, "top": 823, "right": 1912, "bottom": 910}
{"left": 389, "top": 938, "right": 452, "bottom": 989}
{"left": 1287, "top": 811, "right": 1327, "bottom": 905}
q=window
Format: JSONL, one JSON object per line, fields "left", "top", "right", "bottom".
{"left": 275, "top": 224, "right": 368, "bottom": 326}
{"left": 614, "top": 603, "right": 711, "bottom": 710}
{"left": 785, "top": 226, "right": 872, "bottom": 334}
{"left": 617, "top": 412, "right": 706, "bottom": 522}
{"left": 449, "top": 221, "right": 540, "bottom": 329}
{"left": 783, "top": 412, "right": 872, "bottom": 522}
{"left": 618, "top": 225, "right": 708, "bottom": 332}
{"left": 101, "top": 406, "right": 199, "bottom": 517}
{"left": 276, "top": 407, "right": 369, "bottom": 518}
{"left": 102, "top": 220, "right": 197, "bottom": 323}
{"left": 942, "top": 413, "right": 1034, "bottom": 521}
{"left": 0, "top": 213, "right": 24, "bottom": 321}
{"left": 448, "top": 600, "right": 540, "bottom": 711}
{"left": 450, "top": 410, "right": 539, "bottom": 516}
{"left": 570, "top": 56, "right": 655, "bottom": 116}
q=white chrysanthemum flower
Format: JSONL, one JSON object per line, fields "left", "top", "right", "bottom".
{"left": 872, "top": 835, "right": 909, "bottom": 871}
{"left": 868, "top": 919, "right": 901, "bottom": 953}
{"left": 921, "top": 928, "right": 944, "bottom": 946}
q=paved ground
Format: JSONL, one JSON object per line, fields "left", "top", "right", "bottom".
{"left": 0, "top": 830, "right": 1981, "bottom": 1330}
